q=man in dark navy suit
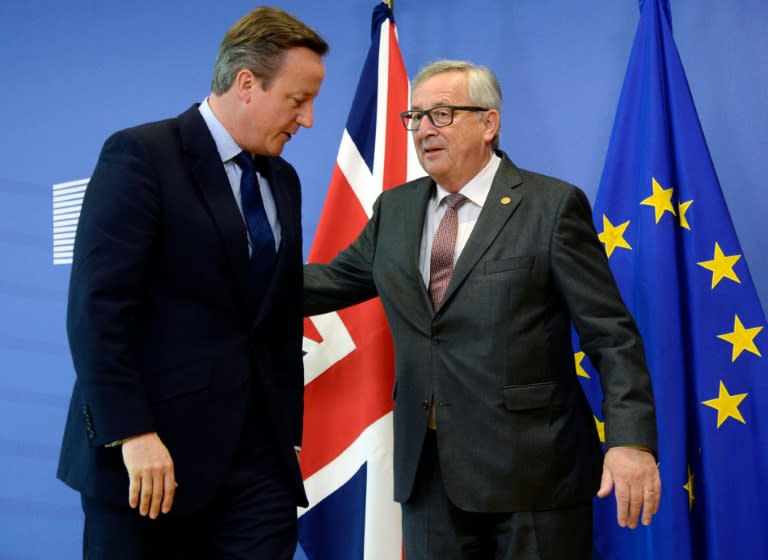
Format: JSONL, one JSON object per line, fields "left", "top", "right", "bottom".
{"left": 58, "top": 7, "right": 327, "bottom": 559}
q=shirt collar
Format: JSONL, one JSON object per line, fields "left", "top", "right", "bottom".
{"left": 434, "top": 153, "right": 501, "bottom": 208}
{"left": 198, "top": 97, "right": 242, "bottom": 164}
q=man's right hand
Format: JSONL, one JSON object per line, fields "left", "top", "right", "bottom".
{"left": 121, "top": 432, "right": 177, "bottom": 519}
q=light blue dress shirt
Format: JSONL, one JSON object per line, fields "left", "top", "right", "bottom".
{"left": 198, "top": 98, "right": 282, "bottom": 254}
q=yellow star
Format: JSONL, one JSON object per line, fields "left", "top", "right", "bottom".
{"left": 641, "top": 177, "right": 677, "bottom": 223}
{"left": 593, "top": 415, "right": 605, "bottom": 443}
{"left": 697, "top": 242, "right": 742, "bottom": 289}
{"left": 574, "top": 351, "right": 590, "bottom": 378}
{"left": 701, "top": 381, "right": 747, "bottom": 429}
{"left": 678, "top": 199, "right": 693, "bottom": 230}
{"left": 717, "top": 315, "right": 764, "bottom": 362}
{"left": 597, "top": 215, "right": 632, "bottom": 258}
{"left": 683, "top": 465, "right": 695, "bottom": 511}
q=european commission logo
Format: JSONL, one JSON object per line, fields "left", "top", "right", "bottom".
{"left": 52, "top": 179, "right": 88, "bottom": 265}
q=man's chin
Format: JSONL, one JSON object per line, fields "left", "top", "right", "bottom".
{"left": 419, "top": 155, "right": 445, "bottom": 175}
{"left": 265, "top": 141, "right": 287, "bottom": 157}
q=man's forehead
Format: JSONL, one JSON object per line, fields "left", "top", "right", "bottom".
{"left": 411, "top": 73, "right": 468, "bottom": 106}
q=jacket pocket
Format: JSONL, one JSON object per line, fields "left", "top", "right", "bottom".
{"left": 484, "top": 256, "right": 535, "bottom": 274}
{"left": 503, "top": 381, "right": 556, "bottom": 411}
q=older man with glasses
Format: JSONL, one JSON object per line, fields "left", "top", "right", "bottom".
{"left": 304, "top": 59, "right": 660, "bottom": 560}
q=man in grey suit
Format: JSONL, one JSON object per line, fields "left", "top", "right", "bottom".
{"left": 304, "top": 60, "right": 661, "bottom": 559}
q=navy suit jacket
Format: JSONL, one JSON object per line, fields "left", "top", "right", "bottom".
{"left": 305, "top": 153, "right": 657, "bottom": 512}
{"left": 58, "top": 105, "right": 308, "bottom": 513}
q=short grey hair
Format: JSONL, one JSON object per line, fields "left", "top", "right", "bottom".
{"left": 411, "top": 60, "right": 502, "bottom": 149}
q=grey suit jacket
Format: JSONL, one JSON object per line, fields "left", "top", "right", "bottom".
{"left": 304, "top": 152, "right": 657, "bottom": 512}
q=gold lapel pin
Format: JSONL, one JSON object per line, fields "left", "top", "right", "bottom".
{"left": 500, "top": 196, "right": 512, "bottom": 205}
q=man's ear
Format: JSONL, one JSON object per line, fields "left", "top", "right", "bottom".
{"left": 235, "top": 68, "right": 260, "bottom": 101}
{"left": 483, "top": 109, "right": 500, "bottom": 142}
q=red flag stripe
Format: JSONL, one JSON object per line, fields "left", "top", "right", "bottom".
{"left": 307, "top": 164, "right": 369, "bottom": 263}
{"left": 382, "top": 22, "right": 409, "bottom": 192}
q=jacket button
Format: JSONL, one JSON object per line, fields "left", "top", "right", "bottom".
{"left": 87, "top": 429, "right": 95, "bottom": 439}
{"left": 422, "top": 400, "right": 430, "bottom": 409}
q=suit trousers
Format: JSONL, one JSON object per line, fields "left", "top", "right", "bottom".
{"left": 402, "top": 430, "right": 593, "bottom": 560}
{"left": 80, "top": 399, "right": 297, "bottom": 560}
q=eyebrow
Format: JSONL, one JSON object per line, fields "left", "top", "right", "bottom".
{"left": 408, "top": 100, "right": 458, "bottom": 109}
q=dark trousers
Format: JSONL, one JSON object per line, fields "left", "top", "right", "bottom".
{"left": 402, "top": 430, "right": 592, "bottom": 560}
{"left": 81, "top": 404, "right": 297, "bottom": 560}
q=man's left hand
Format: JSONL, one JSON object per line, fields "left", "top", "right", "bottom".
{"left": 597, "top": 446, "right": 661, "bottom": 528}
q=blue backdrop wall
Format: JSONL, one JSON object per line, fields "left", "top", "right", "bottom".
{"left": 1, "top": 1, "right": 765, "bottom": 557}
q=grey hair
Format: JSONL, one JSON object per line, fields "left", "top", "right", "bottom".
{"left": 411, "top": 60, "right": 502, "bottom": 149}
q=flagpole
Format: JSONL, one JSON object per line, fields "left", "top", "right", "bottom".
{"left": 385, "top": 0, "right": 393, "bottom": 11}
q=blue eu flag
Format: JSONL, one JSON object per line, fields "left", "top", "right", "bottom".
{"left": 577, "top": 0, "right": 768, "bottom": 558}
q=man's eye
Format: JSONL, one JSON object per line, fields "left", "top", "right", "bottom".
{"left": 291, "top": 97, "right": 306, "bottom": 107}
{"left": 433, "top": 108, "right": 451, "bottom": 119}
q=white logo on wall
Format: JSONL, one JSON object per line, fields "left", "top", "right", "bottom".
{"left": 52, "top": 179, "right": 88, "bottom": 265}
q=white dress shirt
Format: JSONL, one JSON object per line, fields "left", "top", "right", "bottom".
{"left": 418, "top": 154, "right": 502, "bottom": 286}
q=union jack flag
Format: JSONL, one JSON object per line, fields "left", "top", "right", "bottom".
{"left": 298, "top": 4, "right": 423, "bottom": 559}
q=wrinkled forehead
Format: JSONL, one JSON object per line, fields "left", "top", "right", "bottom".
{"left": 411, "top": 71, "right": 469, "bottom": 108}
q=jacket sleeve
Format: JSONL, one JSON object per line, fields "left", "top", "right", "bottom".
{"left": 66, "top": 130, "right": 159, "bottom": 447}
{"left": 550, "top": 186, "right": 658, "bottom": 455}
{"left": 303, "top": 195, "right": 382, "bottom": 316}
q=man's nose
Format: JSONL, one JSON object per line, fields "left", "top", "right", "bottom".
{"left": 297, "top": 103, "right": 315, "bottom": 128}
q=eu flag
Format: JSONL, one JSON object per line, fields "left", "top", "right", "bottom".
{"left": 578, "top": 0, "right": 768, "bottom": 558}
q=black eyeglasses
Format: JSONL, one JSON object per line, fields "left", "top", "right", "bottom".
{"left": 400, "top": 105, "right": 488, "bottom": 131}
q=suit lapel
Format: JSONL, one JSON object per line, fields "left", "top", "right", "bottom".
{"left": 400, "top": 178, "right": 436, "bottom": 315}
{"left": 250, "top": 158, "right": 297, "bottom": 327}
{"left": 177, "top": 106, "right": 253, "bottom": 309}
{"left": 439, "top": 155, "right": 524, "bottom": 309}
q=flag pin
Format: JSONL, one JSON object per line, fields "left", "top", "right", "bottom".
{"left": 500, "top": 196, "right": 512, "bottom": 205}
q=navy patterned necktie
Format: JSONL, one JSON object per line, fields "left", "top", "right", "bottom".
{"left": 233, "top": 152, "right": 277, "bottom": 303}
{"left": 428, "top": 192, "right": 468, "bottom": 310}
{"left": 234, "top": 151, "right": 276, "bottom": 261}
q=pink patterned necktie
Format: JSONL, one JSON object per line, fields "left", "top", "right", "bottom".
{"left": 428, "top": 192, "right": 468, "bottom": 310}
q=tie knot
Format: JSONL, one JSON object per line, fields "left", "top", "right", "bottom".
{"left": 235, "top": 151, "right": 270, "bottom": 177}
{"left": 445, "top": 192, "right": 467, "bottom": 210}
{"left": 233, "top": 151, "right": 254, "bottom": 172}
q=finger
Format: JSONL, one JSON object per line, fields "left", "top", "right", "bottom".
{"left": 653, "top": 478, "right": 662, "bottom": 514}
{"left": 641, "top": 489, "right": 656, "bottom": 526}
{"left": 642, "top": 480, "right": 661, "bottom": 525}
{"left": 128, "top": 470, "right": 141, "bottom": 509}
{"left": 614, "top": 482, "right": 631, "bottom": 527}
{"left": 627, "top": 484, "right": 644, "bottom": 529}
{"left": 139, "top": 471, "right": 153, "bottom": 516}
{"left": 149, "top": 470, "right": 165, "bottom": 519}
{"left": 161, "top": 471, "right": 177, "bottom": 515}
{"left": 596, "top": 467, "right": 614, "bottom": 499}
